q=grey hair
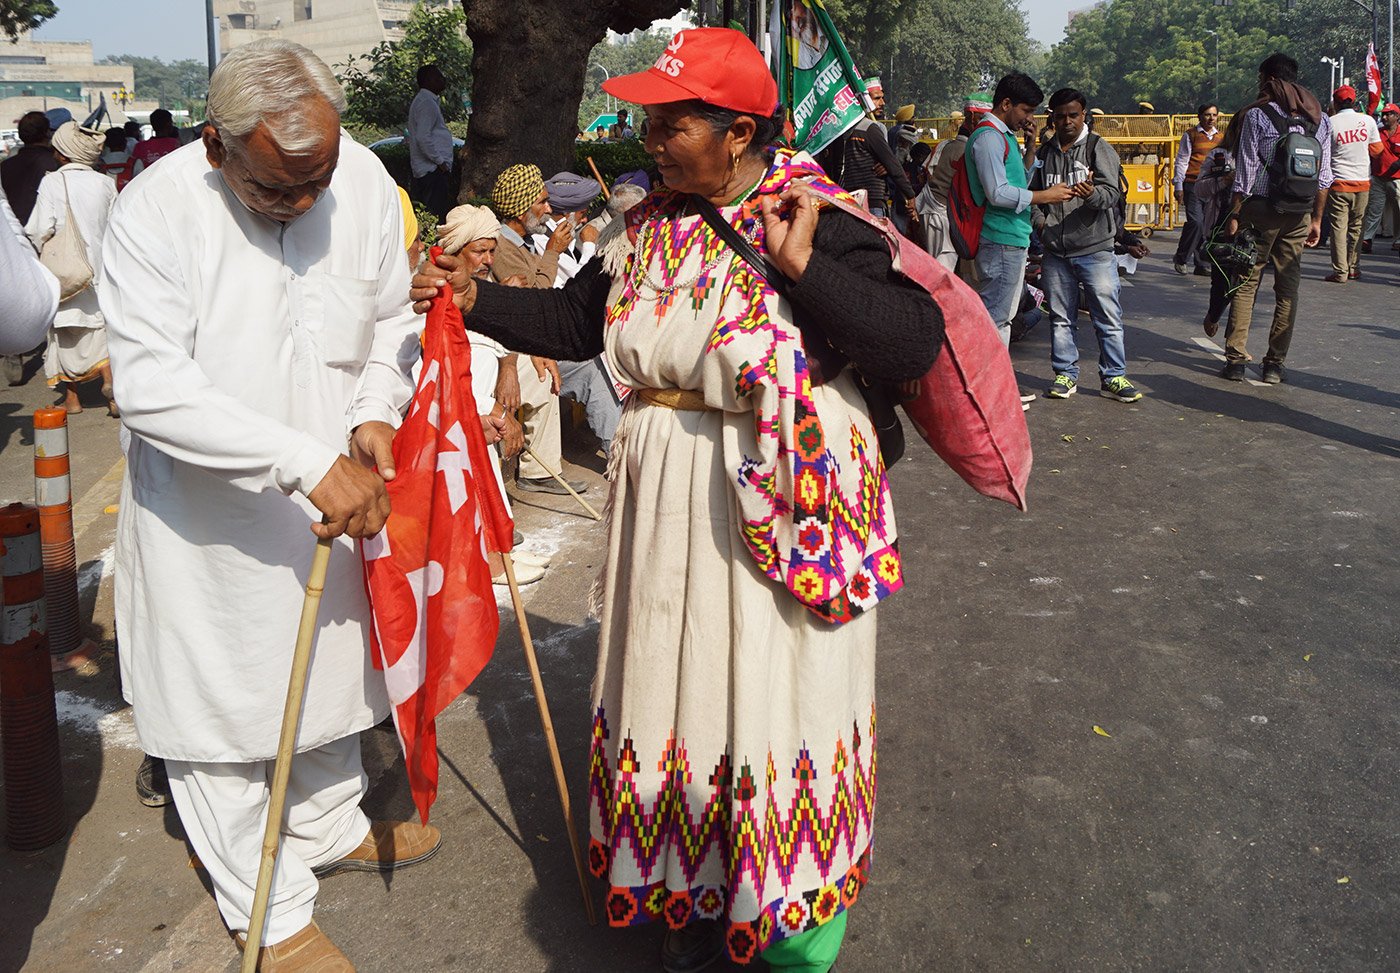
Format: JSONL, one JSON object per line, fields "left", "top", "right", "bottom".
{"left": 207, "top": 39, "right": 346, "bottom": 153}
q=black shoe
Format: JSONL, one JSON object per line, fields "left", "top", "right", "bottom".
{"left": 1260, "top": 361, "right": 1285, "bottom": 384}
{"left": 1220, "top": 362, "right": 1247, "bottom": 382}
{"left": 516, "top": 475, "right": 588, "bottom": 496}
{"left": 661, "top": 919, "right": 725, "bottom": 973}
{"left": 1193, "top": 266, "right": 1212, "bottom": 277}
{"left": 136, "top": 754, "right": 173, "bottom": 808}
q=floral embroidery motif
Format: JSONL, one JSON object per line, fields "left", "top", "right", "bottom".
{"left": 616, "top": 150, "right": 903, "bottom": 624}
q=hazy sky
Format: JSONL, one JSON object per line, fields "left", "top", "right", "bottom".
{"left": 28, "top": 0, "right": 1085, "bottom": 63}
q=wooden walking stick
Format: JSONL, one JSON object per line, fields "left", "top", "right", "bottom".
{"left": 586, "top": 157, "right": 610, "bottom": 200}
{"left": 522, "top": 445, "right": 602, "bottom": 521}
{"left": 501, "top": 551, "right": 597, "bottom": 926}
{"left": 241, "top": 531, "right": 335, "bottom": 972}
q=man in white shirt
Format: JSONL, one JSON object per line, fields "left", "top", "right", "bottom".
{"left": 1323, "top": 84, "right": 1381, "bottom": 282}
{"left": 0, "top": 193, "right": 57, "bottom": 355}
{"left": 100, "top": 40, "right": 439, "bottom": 971}
{"left": 407, "top": 64, "right": 454, "bottom": 220}
{"left": 1172, "top": 104, "right": 1222, "bottom": 275}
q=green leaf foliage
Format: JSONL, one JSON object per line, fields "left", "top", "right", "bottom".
{"left": 1041, "top": 0, "right": 1379, "bottom": 115}
{"left": 338, "top": 2, "right": 473, "bottom": 129}
{"left": 364, "top": 133, "right": 654, "bottom": 195}
{"left": 576, "top": 28, "right": 671, "bottom": 132}
{"left": 100, "top": 55, "right": 210, "bottom": 114}
{"left": 0, "top": 0, "right": 57, "bottom": 41}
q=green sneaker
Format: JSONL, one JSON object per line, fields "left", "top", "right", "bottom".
{"left": 1100, "top": 376, "right": 1143, "bottom": 403}
{"left": 1046, "top": 374, "right": 1078, "bottom": 399}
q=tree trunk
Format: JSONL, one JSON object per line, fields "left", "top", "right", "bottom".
{"left": 459, "top": 0, "right": 684, "bottom": 200}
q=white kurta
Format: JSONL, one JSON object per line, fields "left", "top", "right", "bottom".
{"left": 99, "top": 136, "right": 419, "bottom": 762}
{"left": 27, "top": 165, "right": 117, "bottom": 383}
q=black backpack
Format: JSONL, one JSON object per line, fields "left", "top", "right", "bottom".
{"left": 1262, "top": 105, "right": 1322, "bottom": 214}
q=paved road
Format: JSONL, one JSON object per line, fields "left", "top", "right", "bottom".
{"left": 2, "top": 233, "right": 1398, "bottom": 972}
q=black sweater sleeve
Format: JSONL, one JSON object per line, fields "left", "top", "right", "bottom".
{"left": 788, "top": 208, "right": 943, "bottom": 382}
{"left": 864, "top": 123, "right": 917, "bottom": 200}
{"left": 462, "top": 207, "right": 943, "bottom": 383}
{"left": 463, "top": 259, "right": 610, "bottom": 361}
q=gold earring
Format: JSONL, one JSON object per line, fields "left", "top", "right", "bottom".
{"left": 729, "top": 151, "right": 740, "bottom": 177}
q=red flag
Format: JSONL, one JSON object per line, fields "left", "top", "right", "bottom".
{"left": 1366, "top": 42, "right": 1383, "bottom": 115}
{"left": 361, "top": 255, "right": 514, "bottom": 823}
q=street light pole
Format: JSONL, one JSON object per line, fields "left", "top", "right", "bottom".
{"left": 205, "top": 0, "right": 219, "bottom": 78}
{"left": 1205, "top": 29, "right": 1219, "bottom": 102}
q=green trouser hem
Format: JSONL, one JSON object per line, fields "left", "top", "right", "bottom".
{"left": 758, "top": 912, "right": 848, "bottom": 972}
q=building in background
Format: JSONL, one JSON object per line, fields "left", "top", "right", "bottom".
{"left": 1, "top": 33, "right": 149, "bottom": 128}
{"left": 213, "top": 0, "right": 453, "bottom": 70}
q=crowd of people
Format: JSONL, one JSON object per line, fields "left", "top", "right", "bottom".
{"left": 0, "top": 26, "right": 1396, "bottom": 973}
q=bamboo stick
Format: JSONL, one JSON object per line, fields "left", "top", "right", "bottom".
{"left": 586, "top": 157, "right": 610, "bottom": 200}
{"left": 501, "top": 552, "right": 597, "bottom": 926}
{"left": 523, "top": 445, "right": 601, "bottom": 521}
{"left": 240, "top": 532, "right": 335, "bottom": 971}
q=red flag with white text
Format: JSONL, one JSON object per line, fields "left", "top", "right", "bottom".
{"left": 361, "top": 259, "right": 514, "bottom": 823}
{"left": 1366, "top": 43, "right": 1383, "bottom": 115}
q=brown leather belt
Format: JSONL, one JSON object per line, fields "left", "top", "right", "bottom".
{"left": 637, "top": 388, "right": 717, "bottom": 412}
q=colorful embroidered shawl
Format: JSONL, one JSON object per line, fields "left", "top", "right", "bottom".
{"left": 613, "top": 149, "right": 902, "bottom": 624}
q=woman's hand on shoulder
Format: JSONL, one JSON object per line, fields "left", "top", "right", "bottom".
{"left": 410, "top": 251, "right": 477, "bottom": 315}
{"left": 759, "top": 183, "right": 819, "bottom": 282}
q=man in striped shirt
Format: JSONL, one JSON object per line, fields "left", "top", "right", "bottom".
{"left": 1221, "top": 52, "right": 1333, "bottom": 384}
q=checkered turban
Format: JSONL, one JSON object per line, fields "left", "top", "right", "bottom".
{"left": 492, "top": 163, "right": 544, "bottom": 220}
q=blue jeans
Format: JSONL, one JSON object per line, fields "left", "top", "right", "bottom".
{"left": 975, "top": 241, "right": 1028, "bottom": 346}
{"left": 1040, "top": 249, "right": 1127, "bottom": 382}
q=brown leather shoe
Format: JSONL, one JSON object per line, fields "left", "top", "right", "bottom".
{"left": 311, "top": 820, "right": 442, "bottom": 878}
{"left": 233, "top": 921, "right": 354, "bottom": 972}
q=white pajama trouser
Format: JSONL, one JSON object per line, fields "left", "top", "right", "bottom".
{"left": 516, "top": 355, "right": 561, "bottom": 480}
{"left": 165, "top": 734, "right": 371, "bottom": 945}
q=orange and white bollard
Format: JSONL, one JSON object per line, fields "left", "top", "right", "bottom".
{"left": 33, "top": 408, "right": 94, "bottom": 671}
{"left": 0, "top": 502, "right": 67, "bottom": 851}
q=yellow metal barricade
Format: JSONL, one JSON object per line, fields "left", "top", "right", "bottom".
{"left": 892, "top": 113, "right": 1234, "bottom": 234}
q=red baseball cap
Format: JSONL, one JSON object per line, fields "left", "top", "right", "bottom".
{"left": 1334, "top": 84, "right": 1357, "bottom": 102}
{"left": 1384, "top": 103, "right": 1400, "bottom": 114}
{"left": 602, "top": 28, "right": 779, "bottom": 118}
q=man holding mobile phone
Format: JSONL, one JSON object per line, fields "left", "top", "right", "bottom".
{"left": 1030, "top": 87, "right": 1143, "bottom": 403}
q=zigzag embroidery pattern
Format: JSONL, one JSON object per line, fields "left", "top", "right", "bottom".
{"left": 588, "top": 705, "right": 878, "bottom": 964}
{"left": 610, "top": 152, "right": 903, "bottom": 623}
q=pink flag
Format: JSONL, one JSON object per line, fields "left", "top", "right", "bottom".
{"left": 362, "top": 254, "right": 514, "bottom": 823}
{"left": 1366, "top": 43, "right": 1383, "bottom": 115}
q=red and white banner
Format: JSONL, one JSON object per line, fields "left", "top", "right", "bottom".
{"left": 1366, "top": 42, "right": 1383, "bottom": 115}
{"left": 362, "top": 256, "right": 514, "bottom": 823}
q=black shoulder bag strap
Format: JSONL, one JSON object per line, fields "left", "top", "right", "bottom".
{"left": 689, "top": 193, "right": 906, "bottom": 467}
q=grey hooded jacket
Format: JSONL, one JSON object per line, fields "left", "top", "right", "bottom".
{"left": 1029, "top": 127, "right": 1124, "bottom": 258}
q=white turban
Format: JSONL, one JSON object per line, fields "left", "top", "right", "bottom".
{"left": 51, "top": 121, "right": 104, "bottom": 167}
{"left": 438, "top": 204, "right": 501, "bottom": 256}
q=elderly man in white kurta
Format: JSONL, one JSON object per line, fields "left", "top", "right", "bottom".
{"left": 100, "top": 40, "right": 438, "bottom": 971}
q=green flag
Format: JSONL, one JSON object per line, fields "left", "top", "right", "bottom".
{"left": 777, "top": 0, "right": 870, "bottom": 156}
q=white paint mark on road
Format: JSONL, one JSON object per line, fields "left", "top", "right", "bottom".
{"left": 78, "top": 543, "right": 115, "bottom": 594}
{"left": 1111, "top": 587, "right": 1132, "bottom": 594}
{"left": 1249, "top": 715, "right": 1269, "bottom": 724}
{"left": 1196, "top": 570, "right": 1216, "bottom": 580}
{"left": 1190, "top": 336, "right": 1270, "bottom": 386}
{"left": 54, "top": 690, "right": 141, "bottom": 750}
{"left": 1330, "top": 511, "right": 1364, "bottom": 518}
{"left": 1029, "top": 577, "right": 1061, "bottom": 585}
{"left": 1200, "top": 695, "right": 1225, "bottom": 710}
